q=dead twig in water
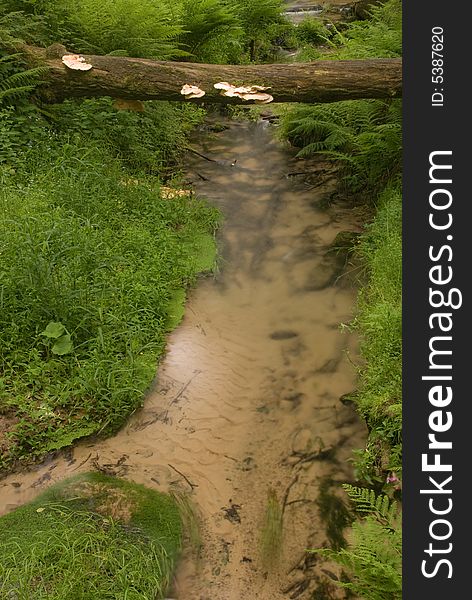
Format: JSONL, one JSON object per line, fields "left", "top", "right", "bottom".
{"left": 284, "top": 171, "right": 313, "bottom": 177}
{"left": 168, "top": 463, "right": 197, "bottom": 490}
{"left": 285, "top": 498, "right": 315, "bottom": 508}
{"left": 281, "top": 474, "right": 300, "bottom": 516}
{"left": 169, "top": 370, "right": 202, "bottom": 408}
{"left": 185, "top": 146, "right": 218, "bottom": 163}
{"left": 293, "top": 446, "right": 335, "bottom": 467}
{"left": 162, "top": 370, "right": 202, "bottom": 423}
{"left": 71, "top": 452, "right": 92, "bottom": 471}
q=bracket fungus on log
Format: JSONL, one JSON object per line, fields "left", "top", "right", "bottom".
{"left": 180, "top": 84, "right": 206, "bottom": 99}
{"left": 62, "top": 54, "right": 93, "bottom": 71}
{"left": 214, "top": 82, "right": 273, "bottom": 104}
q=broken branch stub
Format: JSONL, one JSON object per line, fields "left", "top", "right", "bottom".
{"left": 62, "top": 54, "right": 93, "bottom": 71}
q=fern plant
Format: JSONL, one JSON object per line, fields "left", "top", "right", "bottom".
{"left": 177, "top": 0, "right": 241, "bottom": 62}
{"left": 333, "top": 0, "right": 402, "bottom": 59}
{"left": 0, "top": 53, "right": 45, "bottom": 106}
{"left": 226, "top": 0, "right": 286, "bottom": 61}
{"left": 282, "top": 99, "right": 401, "bottom": 193}
{"left": 0, "top": 5, "right": 46, "bottom": 47}
{"left": 0, "top": 50, "right": 48, "bottom": 166}
{"left": 46, "top": 0, "right": 185, "bottom": 58}
{"left": 315, "top": 484, "right": 402, "bottom": 600}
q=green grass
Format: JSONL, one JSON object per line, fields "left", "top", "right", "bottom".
{"left": 0, "top": 472, "right": 182, "bottom": 599}
{"left": 351, "top": 182, "right": 402, "bottom": 481}
{"left": 0, "top": 136, "right": 219, "bottom": 471}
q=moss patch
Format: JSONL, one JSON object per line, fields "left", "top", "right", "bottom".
{"left": 0, "top": 472, "right": 182, "bottom": 599}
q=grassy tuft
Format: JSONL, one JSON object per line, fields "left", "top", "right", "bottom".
{"left": 260, "top": 488, "right": 283, "bottom": 570}
{"left": 0, "top": 472, "right": 182, "bottom": 599}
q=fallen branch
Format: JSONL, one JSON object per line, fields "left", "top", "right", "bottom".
{"left": 23, "top": 45, "right": 402, "bottom": 104}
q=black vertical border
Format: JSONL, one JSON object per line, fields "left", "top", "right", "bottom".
{"left": 403, "top": 1, "right": 470, "bottom": 597}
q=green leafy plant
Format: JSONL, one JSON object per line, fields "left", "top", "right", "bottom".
{"left": 315, "top": 484, "right": 402, "bottom": 600}
{"left": 40, "top": 321, "right": 74, "bottom": 355}
{"left": 177, "top": 0, "right": 241, "bottom": 62}
{"left": 227, "top": 0, "right": 286, "bottom": 61}
{"left": 281, "top": 99, "right": 401, "bottom": 194}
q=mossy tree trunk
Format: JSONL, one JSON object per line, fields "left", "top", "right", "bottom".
{"left": 25, "top": 45, "right": 402, "bottom": 104}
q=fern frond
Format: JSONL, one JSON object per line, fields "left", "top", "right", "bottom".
{"left": 312, "top": 487, "right": 402, "bottom": 600}
{"left": 0, "top": 54, "right": 46, "bottom": 106}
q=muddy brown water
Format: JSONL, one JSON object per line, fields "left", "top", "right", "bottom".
{"left": 0, "top": 120, "right": 367, "bottom": 599}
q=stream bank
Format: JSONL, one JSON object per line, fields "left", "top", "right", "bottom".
{"left": 1, "top": 119, "right": 367, "bottom": 599}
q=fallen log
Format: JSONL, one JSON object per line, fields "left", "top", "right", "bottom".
{"left": 24, "top": 45, "right": 401, "bottom": 104}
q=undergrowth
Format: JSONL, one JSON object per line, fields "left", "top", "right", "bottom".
{"left": 281, "top": 99, "right": 401, "bottom": 194}
{"left": 315, "top": 485, "right": 402, "bottom": 600}
{"left": 1, "top": 0, "right": 296, "bottom": 63}
{"left": 0, "top": 3, "right": 221, "bottom": 470}
{"left": 352, "top": 183, "right": 402, "bottom": 481}
{"left": 281, "top": 0, "right": 402, "bottom": 195}
{"left": 0, "top": 139, "right": 219, "bottom": 469}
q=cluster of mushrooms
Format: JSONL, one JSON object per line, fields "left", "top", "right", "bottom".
{"left": 62, "top": 54, "right": 93, "bottom": 71}
{"left": 181, "top": 81, "right": 273, "bottom": 104}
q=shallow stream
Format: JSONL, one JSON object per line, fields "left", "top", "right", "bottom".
{"left": 1, "top": 120, "right": 367, "bottom": 599}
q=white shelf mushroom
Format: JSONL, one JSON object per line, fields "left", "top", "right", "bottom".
{"left": 180, "top": 84, "right": 206, "bottom": 99}
{"left": 240, "top": 92, "right": 274, "bottom": 104}
{"left": 213, "top": 82, "right": 232, "bottom": 91}
{"left": 62, "top": 54, "right": 93, "bottom": 71}
{"left": 213, "top": 82, "right": 273, "bottom": 104}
